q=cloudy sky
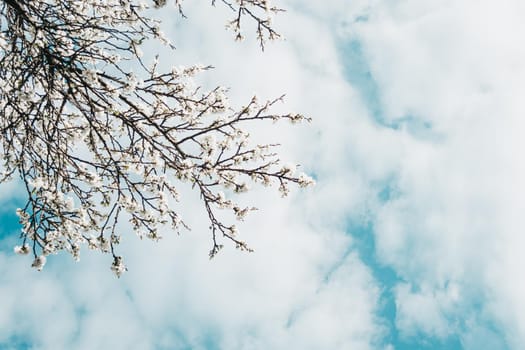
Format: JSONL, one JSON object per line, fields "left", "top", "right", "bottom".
{"left": 1, "top": 0, "right": 524, "bottom": 349}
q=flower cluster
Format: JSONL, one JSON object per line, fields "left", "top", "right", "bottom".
{"left": 219, "top": 0, "right": 283, "bottom": 49}
{"left": 0, "top": 0, "right": 314, "bottom": 276}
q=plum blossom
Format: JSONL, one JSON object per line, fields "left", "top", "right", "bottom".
{"left": 1, "top": 0, "right": 313, "bottom": 276}
{"left": 111, "top": 256, "right": 127, "bottom": 278}
{"left": 31, "top": 256, "right": 47, "bottom": 271}
{"left": 14, "top": 244, "right": 30, "bottom": 255}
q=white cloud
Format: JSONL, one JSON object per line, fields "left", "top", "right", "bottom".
{"left": 394, "top": 282, "right": 461, "bottom": 339}
{"left": 6, "top": 0, "right": 525, "bottom": 348}
{"left": 337, "top": 0, "right": 525, "bottom": 347}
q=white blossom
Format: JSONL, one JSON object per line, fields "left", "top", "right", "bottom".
{"left": 281, "top": 163, "right": 296, "bottom": 175}
{"left": 233, "top": 206, "right": 251, "bottom": 221}
{"left": 111, "top": 256, "right": 127, "bottom": 278}
{"left": 298, "top": 173, "right": 316, "bottom": 188}
{"left": 87, "top": 237, "right": 99, "bottom": 250}
{"left": 2, "top": 0, "right": 311, "bottom": 276}
{"left": 31, "top": 256, "right": 47, "bottom": 271}
{"left": 29, "top": 177, "right": 47, "bottom": 190}
{"left": 14, "top": 244, "right": 30, "bottom": 255}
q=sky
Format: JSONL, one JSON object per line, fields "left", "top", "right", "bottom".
{"left": 1, "top": 0, "right": 524, "bottom": 349}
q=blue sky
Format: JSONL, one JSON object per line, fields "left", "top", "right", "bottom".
{"left": 0, "top": 0, "right": 523, "bottom": 349}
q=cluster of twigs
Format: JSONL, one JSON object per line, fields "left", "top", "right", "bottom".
{"left": 0, "top": 0, "right": 313, "bottom": 275}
